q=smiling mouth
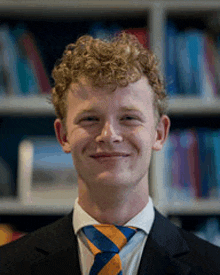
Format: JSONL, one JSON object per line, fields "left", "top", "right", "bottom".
{"left": 90, "top": 153, "right": 130, "bottom": 158}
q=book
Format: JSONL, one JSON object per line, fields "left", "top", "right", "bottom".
{"left": 12, "top": 24, "right": 51, "bottom": 95}
{"left": 0, "top": 156, "right": 13, "bottom": 196}
{"left": 20, "top": 31, "right": 51, "bottom": 94}
{"left": 166, "top": 22, "right": 220, "bottom": 98}
{"left": 203, "top": 35, "right": 218, "bottom": 100}
{"left": 164, "top": 128, "right": 220, "bottom": 200}
{"left": 0, "top": 41, "right": 7, "bottom": 96}
{"left": 184, "top": 130, "right": 201, "bottom": 198}
{"left": 0, "top": 25, "right": 23, "bottom": 96}
{"left": 125, "top": 28, "right": 150, "bottom": 49}
{"left": 176, "top": 31, "right": 192, "bottom": 96}
{"left": 204, "top": 130, "right": 218, "bottom": 197}
{"left": 212, "top": 130, "right": 220, "bottom": 197}
{"left": 89, "top": 22, "right": 122, "bottom": 40}
{"left": 165, "top": 21, "right": 179, "bottom": 96}
{"left": 168, "top": 131, "right": 183, "bottom": 201}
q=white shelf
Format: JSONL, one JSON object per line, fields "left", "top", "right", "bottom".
{"left": 168, "top": 97, "right": 220, "bottom": 115}
{"left": 2, "top": 197, "right": 220, "bottom": 216}
{"left": 163, "top": 199, "right": 220, "bottom": 216}
{"left": 0, "top": 198, "right": 73, "bottom": 215}
{"left": 0, "top": 0, "right": 153, "bottom": 9}
{"left": 164, "top": 0, "right": 220, "bottom": 10}
{"left": 0, "top": 96, "right": 55, "bottom": 116}
{"left": 0, "top": 0, "right": 152, "bottom": 19}
{"left": 1, "top": 96, "right": 220, "bottom": 116}
{"left": 0, "top": 0, "right": 219, "bottom": 10}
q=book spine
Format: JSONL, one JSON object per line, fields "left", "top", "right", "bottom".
{"left": 21, "top": 32, "right": 51, "bottom": 94}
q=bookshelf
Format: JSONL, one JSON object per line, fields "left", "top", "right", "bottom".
{"left": 0, "top": 96, "right": 53, "bottom": 115}
{"left": 0, "top": 198, "right": 72, "bottom": 215}
{"left": 1, "top": 96, "right": 220, "bottom": 116}
{"left": 0, "top": 0, "right": 220, "bottom": 245}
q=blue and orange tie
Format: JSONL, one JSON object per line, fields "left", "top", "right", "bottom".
{"left": 82, "top": 224, "right": 138, "bottom": 275}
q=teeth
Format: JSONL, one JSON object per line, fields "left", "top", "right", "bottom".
{"left": 92, "top": 154, "right": 128, "bottom": 157}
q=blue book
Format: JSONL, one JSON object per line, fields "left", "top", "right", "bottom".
{"left": 0, "top": 46, "right": 6, "bottom": 96}
{"left": 176, "top": 29, "right": 206, "bottom": 96}
{"left": 164, "top": 132, "right": 180, "bottom": 201}
{"left": 204, "top": 130, "right": 218, "bottom": 197}
{"left": 176, "top": 31, "right": 192, "bottom": 95}
{"left": 216, "top": 35, "right": 220, "bottom": 97}
{"left": 169, "top": 131, "right": 187, "bottom": 200}
{"left": 0, "top": 25, "right": 23, "bottom": 96}
{"left": 89, "top": 22, "right": 122, "bottom": 40}
{"left": 13, "top": 25, "right": 39, "bottom": 95}
{"left": 0, "top": 156, "right": 13, "bottom": 196}
{"left": 197, "top": 129, "right": 210, "bottom": 198}
{"left": 186, "top": 29, "right": 205, "bottom": 96}
{"left": 179, "top": 130, "right": 195, "bottom": 199}
{"left": 165, "top": 21, "right": 179, "bottom": 96}
{"left": 212, "top": 130, "right": 220, "bottom": 197}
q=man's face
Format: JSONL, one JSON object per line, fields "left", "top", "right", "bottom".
{"left": 54, "top": 76, "right": 170, "bottom": 191}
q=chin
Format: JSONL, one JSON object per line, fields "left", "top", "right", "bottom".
{"left": 95, "top": 172, "right": 133, "bottom": 187}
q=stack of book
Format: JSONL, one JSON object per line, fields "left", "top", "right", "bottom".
{"left": 0, "top": 22, "right": 150, "bottom": 98}
{"left": 163, "top": 128, "right": 220, "bottom": 201}
{"left": 89, "top": 22, "right": 150, "bottom": 48}
{"left": 165, "top": 20, "right": 220, "bottom": 99}
{"left": 0, "top": 24, "right": 51, "bottom": 97}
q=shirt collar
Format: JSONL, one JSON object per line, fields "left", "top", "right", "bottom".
{"left": 73, "top": 197, "right": 155, "bottom": 236}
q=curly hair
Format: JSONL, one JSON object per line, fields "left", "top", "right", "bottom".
{"left": 51, "top": 32, "right": 168, "bottom": 126}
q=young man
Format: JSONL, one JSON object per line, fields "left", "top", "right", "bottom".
{"left": 1, "top": 33, "right": 220, "bottom": 275}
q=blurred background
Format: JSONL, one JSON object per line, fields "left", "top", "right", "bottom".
{"left": 0, "top": 0, "right": 220, "bottom": 247}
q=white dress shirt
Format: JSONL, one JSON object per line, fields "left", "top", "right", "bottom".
{"left": 73, "top": 197, "right": 155, "bottom": 275}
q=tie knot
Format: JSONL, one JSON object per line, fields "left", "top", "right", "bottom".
{"left": 82, "top": 224, "right": 138, "bottom": 255}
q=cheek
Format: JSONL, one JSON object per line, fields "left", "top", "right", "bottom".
{"left": 69, "top": 128, "right": 94, "bottom": 156}
{"left": 128, "top": 128, "right": 154, "bottom": 153}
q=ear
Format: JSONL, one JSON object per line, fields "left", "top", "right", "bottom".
{"left": 152, "top": 115, "right": 170, "bottom": 151}
{"left": 54, "top": 118, "right": 71, "bottom": 153}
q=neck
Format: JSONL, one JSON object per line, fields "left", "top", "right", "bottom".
{"left": 77, "top": 178, "right": 149, "bottom": 225}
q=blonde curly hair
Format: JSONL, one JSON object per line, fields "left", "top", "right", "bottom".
{"left": 51, "top": 32, "right": 168, "bottom": 126}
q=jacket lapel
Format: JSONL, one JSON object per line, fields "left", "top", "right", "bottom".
{"left": 31, "top": 211, "right": 81, "bottom": 275}
{"left": 138, "top": 209, "right": 191, "bottom": 275}
{"left": 29, "top": 209, "right": 193, "bottom": 275}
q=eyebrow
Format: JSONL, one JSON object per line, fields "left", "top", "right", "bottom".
{"left": 119, "top": 106, "right": 142, "bottom": 112}
{"left": 76, "top": 108, "right": 97, "bottom": 116}
{"left": 77, "top": 106, "right": 142, "bottom": 115}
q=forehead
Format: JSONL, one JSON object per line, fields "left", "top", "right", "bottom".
{"left": 67, "top": 76, "right": 154, "bottom": 111}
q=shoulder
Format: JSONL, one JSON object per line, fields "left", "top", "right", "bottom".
{"left": 0, "top": 212, "right": 74, "bottom": 274}
{"left": 152, "top": 210, "right": 220, "bottom": 273}
{"left": 154, "top": 209, "right": 220, "bottom": 253}
{"left": 172, "top": 219, "right": 220, "bottom": 273}
{"left": 180, "top": 227, "right": 220, "bottom": 266}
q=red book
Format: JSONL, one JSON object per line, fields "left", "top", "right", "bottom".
{"left": 186, "top": 130, "right": 201, "bottom": 198}
{"left": 21, "top": 32, "right": 51, "bottom": 94}
{"left": 204, "top": 36, "right": 218, "bottom": 97}
{"left": 125, "top": 28, "right": 150, "bottom": 49}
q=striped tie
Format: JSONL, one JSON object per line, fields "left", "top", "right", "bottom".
{"left": 82, "top": 224, "right": 138, "bottom": 275}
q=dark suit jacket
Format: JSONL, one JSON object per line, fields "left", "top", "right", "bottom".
{"left": 1, "top": 209, "right": 220, "bottom": 275}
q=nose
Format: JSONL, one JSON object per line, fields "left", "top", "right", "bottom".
{"left": 95, "top": 121, "right": 123, "bottom": 143}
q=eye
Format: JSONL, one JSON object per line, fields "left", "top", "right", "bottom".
{"left": 122, "top": 116, "right": 137, "bottom": 120}
{"left": 79, "top": 116, "right": 99, "bottom": 125}
{"left": 83, "top": 116, "right": 98, "bottom": 121}
{"left": 121, "top": 115, "right": 141, "bottom": 125}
